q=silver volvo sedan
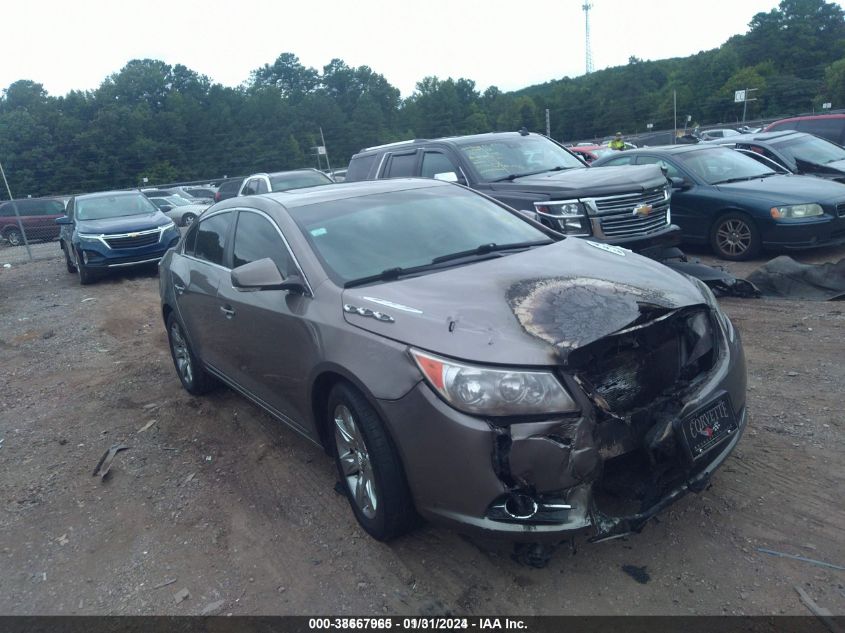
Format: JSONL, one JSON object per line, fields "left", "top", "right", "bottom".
{"left": 159, "top": 178, "right": 747, "bottom": 551}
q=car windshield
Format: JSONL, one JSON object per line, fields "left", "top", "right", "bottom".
{"left": 76, "top": 193, "right": 158, "bottom": 220}
{"left": 288, "top": 185, "right": 551, "bottom": 285}
{"left": 457, "top": 136, "right": 585, "bottom": 181}
{"left": 674, "top": 147, "right": 776, "bottom": 184}
{"left": 161, "top": 195, "right": 190, "bottom": 207}
{"left": 270, "top": 171, "right": 333, "bottom": 191}
{"left": 769, "top": 134, "right": 845, "bottom": 165}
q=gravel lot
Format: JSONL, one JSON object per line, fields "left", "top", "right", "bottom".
{"left": 1, "top": 247, "right": 843, "bottom": 616}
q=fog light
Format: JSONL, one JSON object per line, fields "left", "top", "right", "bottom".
{"left": 504, "top": 493, "right": 539, "bottom": 520}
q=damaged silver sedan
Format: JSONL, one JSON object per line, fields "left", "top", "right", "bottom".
{"left": 159, "top": 178, "right": 747, "bottom": 550}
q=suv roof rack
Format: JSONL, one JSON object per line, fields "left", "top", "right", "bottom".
{"left": 363, "top": 139, "right": 430, "bottom": 152}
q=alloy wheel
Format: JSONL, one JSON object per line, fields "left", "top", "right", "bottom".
{"left": 170, "top": 322, "right": 194, "bottom": 385}
{"left": 334, "top": 404, "right": 378, "bottom": 519}
{"left": 6, "top": 229, "right": 22, "bottom": 246}
{"left": 715, "top": 218, "right": 752, "bottom": 257}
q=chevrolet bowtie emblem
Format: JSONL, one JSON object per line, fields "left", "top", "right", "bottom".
{"left": 633, "top": 203, "right": 653, "bottom": 217}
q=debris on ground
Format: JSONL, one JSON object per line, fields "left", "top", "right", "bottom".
{"left": 621, "top": 565, "right": 651, "bottom": 584}
{"left": 91, "top": 444, "right": 130, "bottom": 480}
{"left": 173, "top": 588, "right": 190, "bottom": 604}
{"left": 747, "top": 256, "right": 845, "bottom": 300}
{"left": 794, "top": 585, "right": 843, "bottom": 633}
{"left": 757, "top": 547, "right": 845, "bottom": 571}
{"left": 200, "top": 599, "right": 225, "bottom": 615}
{"left": 137, "top": 419, "right": 157, "bottom": 433}
{"left": 152, "top": 578, "right": 178, "bottom": 590}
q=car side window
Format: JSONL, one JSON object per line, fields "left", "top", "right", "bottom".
{"left": 384, "top": 152, "right": 418, "bottom": 178}
{"left": 194, "top": 212, "right": 232, "bottom": 267}
{"left": 420, "top": 152, "right": 458, "bottom": 179}
{"left": 66, "top": 199, "right": 75, "bottom": 220}
{"left": 183, "top": 222, "right": 199, "bottom": 256}
{"left": 635, "top": 156, "right": 681, "bottom": 179}
{"left": 242, "top": 179, "right": 258, "bottom": 196}
{"left": 232, "top": 211, "right": 295, "bottom": 277}
{"left": 255, "top": 179, "right": 269, "bottom": 194}
{"left": 601, "top": 156, "right": 635, "bottom": 166}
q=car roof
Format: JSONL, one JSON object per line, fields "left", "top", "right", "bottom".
{"left": 769, "top": 113, "right": 845, "bottom": 124}
{"left": 74, "top": 190, "right": 145, "bottom": 200}
{"left": 607, "top": 144, "right": 726, "bottom": 156}
{"left": 232, "top": 178, "right": 452, "bottom": 210}
{"left": 360, "top": 131, "right": 545, "bottom": 154}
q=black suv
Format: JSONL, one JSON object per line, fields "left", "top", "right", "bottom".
{"left": 345, "top": 131, "right": 681, "bottom": 253}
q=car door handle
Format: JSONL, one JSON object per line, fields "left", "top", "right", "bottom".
{"left": 173, "top": 283, "right": 185, "bottom": 295}
{"left": 219, "top": 305, "right": 235, "bottom": 319}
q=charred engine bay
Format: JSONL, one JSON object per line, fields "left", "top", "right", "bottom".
{"left": 494, "top": 277, "right": 721, "bottom": 540}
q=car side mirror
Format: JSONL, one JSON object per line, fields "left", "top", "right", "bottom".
{"left": 55, "top": 216, "right": 72, "bottom": 225}
{"left": 669, "top": 176, "right": 690, "bottom": 190}
{"left": 231, "top": 258, "right": 307, "bottom": 293}
{"left": 160, "top": 205, "right": 173, "bottom": 212}
{"left": 433, "top": 171, "right": 458, "bottom": 183}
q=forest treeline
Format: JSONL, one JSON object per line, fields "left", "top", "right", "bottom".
{"left": 1, "top": 0, "right": 845, "bottom": 197}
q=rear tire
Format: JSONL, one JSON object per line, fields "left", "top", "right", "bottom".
{"left": 166, "top": 313, "right": 217, "bottom": 395}
{"left": 328, "top": 383, "right": 418, "bottom": 541}
{"left": 709, "top": 212, "right": 761, "bottom": 261}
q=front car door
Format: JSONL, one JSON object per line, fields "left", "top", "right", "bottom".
{"left": 171, "top": 210, "right": 235, "bottom": 370}
{"left": 214, "top": 208, "right": 316, "bottom": 430}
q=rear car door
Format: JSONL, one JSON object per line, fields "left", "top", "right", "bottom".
{"left": 172, "top": 210, "right": 234, "bottom": 370}
{"left": 214, "top": 209, "right": 315, "bottom": 429}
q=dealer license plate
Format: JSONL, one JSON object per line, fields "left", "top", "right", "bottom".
{"left": 678, "top": 393, "right": 738, "bottom": 460}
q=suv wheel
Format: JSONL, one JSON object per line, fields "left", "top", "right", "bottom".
{"left": 710, "top": 212, "right": 761, "bottom": 261}
{"left": 75, "top": 249, "right": 96, "bottom": 285}
{"left": 328, "top": 383, "right": 417, "bottom": 541}
{"left": 166, "top": 313, "right": 217, "bottom": 395}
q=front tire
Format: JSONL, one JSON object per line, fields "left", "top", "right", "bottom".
{"left": 328, "top": 383, "right": 417, "bottom": 541}
{"left": 710, "top": 212, "right": 761, "bottom": 261}
{"left": 5, "top": 228, "right": 23, "bottom": 246}
{"left": 166, "top": 313, "right": 217, "bottom": 395}
{"left": 76, "top": 249, "right": 96, "bottom": 285}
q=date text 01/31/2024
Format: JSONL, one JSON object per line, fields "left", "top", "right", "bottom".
{"left": 308, "top": 618, "right": 528, "bottom": 630}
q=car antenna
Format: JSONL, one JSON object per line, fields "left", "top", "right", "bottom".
{"left": 519, "top": 127, "right": 530, "bottom": 136}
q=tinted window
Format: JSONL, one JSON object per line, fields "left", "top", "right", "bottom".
{"left": 384, "top": 152, "right": 417, "bottom": 178}
{"left": 255, "top": 179, "right": 269, "bottom": 194}
{"left": 600, "top": 155, "right": 635, "bottom": 166}
{"left": 674, "top": 147, "right": 776, "bottom": 184}
{"left": 769, "top": 133, "right": 845, "bottom": 165}
{"left": 269, "top": 171, "right": 332, "bottom": 191}
{"left": 636, "top": 155, "right": 681, "bottom": 178}
{"left": 218, "top": 179, "right": 242, "bottom": 194}
{"left": 242, "top": 179, "right": 259, "bottom": 195}
{"left": 289, "top": 185, "right": 551, "bottom": 286}
{"left": 420, "top": 152, "right": 458, "bottom": 178}
{"left": 232, "top": 212, "right": 294, "bottom": 277}
{"left": 346, "top": 154, "right": 377, "bottom": 181}
{"left": 183, "top": 221, "right": 199, "bottom": 256}
{"left": 194, "top": 212, "right": 232, "bottom": 266}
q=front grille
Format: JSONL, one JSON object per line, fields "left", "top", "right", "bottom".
{"left": 104, "top": 231, "right": 160, "bottom": 249}
{"left": 592, "top": 188, "right": 671, "bottom": 239}
{"left": 836, "top": 202, "right": 845, "bottom": 218}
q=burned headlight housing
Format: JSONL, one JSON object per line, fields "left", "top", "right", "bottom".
{"left": 410, "top": 349, "right": 578, "bottom": 416}
{"left": 533, "top": 200, "right": 591, "bottom": 235}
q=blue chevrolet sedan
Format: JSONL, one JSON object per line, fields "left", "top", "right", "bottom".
{"left": 57, "top": 190, "right": 181, "bottom": 284}
{"left": 592, "top": 145, "right": 845, "bottom": 260}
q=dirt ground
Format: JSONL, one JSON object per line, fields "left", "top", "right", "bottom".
{"left": 0, "top": 246, "right": 843, "bottom": 616}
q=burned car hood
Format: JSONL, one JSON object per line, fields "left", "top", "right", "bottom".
{"left": 486, "top": 165, "right": 667, "bottom": 198}
{"left": 341, "top": 238, "right": 708, "bottom": 366}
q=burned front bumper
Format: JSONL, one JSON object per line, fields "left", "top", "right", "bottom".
{"left": 378, "top": 307, "right": 746, "bottom": 543}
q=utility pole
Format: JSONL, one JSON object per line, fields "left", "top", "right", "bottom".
{"left": 583, "top": 2, "right": 594, "bottom": 74}
{"left": 673, "top": 89, "right": 677, "bottom": 145}
{"left": 737, "top": 88, "right": 758, "bottom": 123}
{"left": 545, "top": 109, "right": 551, "bottom": 137}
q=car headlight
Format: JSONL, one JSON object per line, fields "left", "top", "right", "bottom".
{"left": 533, "top": 200, "right": 591, "bottom": 235}
{"left": 770, "top": 203, "right": 823, "bottom": 219}
{"left": 410, "top": 349, "right": 578, "bottom": 416}
{"left": 77, "top": 233, "right": 101, "bottom": 241}
{"left": 160, "top": 221, "right": 177, "bottom": 231}
{"left": 691, "top": 277, "right": 735, "bottom": 342}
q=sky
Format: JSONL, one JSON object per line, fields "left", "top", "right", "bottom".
{"left": 2, "top": 0, "right": 844, "bottom": 99}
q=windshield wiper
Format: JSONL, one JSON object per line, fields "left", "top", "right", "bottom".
{"left": 343, "top": 241, "right": 552, "bottom": 288}
{"left": 430, "top": 240, "right": 551, "bottom": 264}
{"left": 712, "top": 176, "right": 758, "bottom": 184}
{"left": 491, "top": 167, "right": 570, "bottom": 182}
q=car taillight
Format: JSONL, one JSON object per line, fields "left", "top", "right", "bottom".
{"left": 214, "top": 192, "right": 221, "bottom": 202}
